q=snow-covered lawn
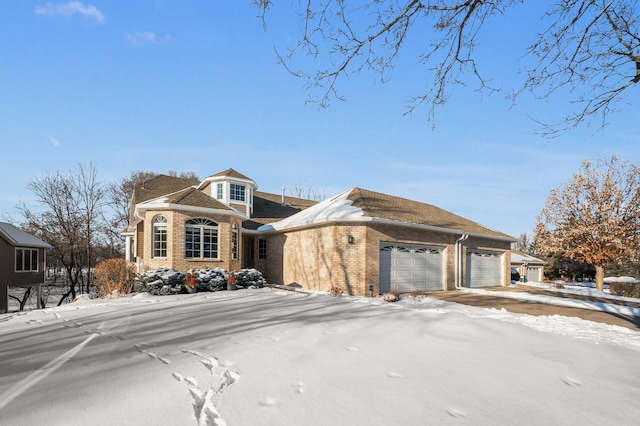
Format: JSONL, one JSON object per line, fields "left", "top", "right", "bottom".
{"left": 1, "top": 287, "right": 640, "bottom": 425}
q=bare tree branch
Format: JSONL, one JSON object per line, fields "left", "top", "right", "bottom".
{"left": 256, "top": 0, "right": 640, "bottom": 136}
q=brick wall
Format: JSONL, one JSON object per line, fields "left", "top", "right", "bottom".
{"left": 265, "top": 222, "right": 511, "bottom": 296}
{"left": 140, "top": 209, "right": 242, "bottom": 273}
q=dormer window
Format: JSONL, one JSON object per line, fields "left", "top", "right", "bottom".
{"left": 230, "top": 184, "right": 245, "bottom": 202}
{"left": 216, "top": 183, "right": 223, "bottom": 200}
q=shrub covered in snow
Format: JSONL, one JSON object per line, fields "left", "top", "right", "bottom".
{"left": 232, "top": 268, "right": 267, "bottom": 288}
{"left": 133, "top": 267, "right": 267, "bottom": 295}
{"left": 188, "top": 268, "right": 227, "bottom": 292}
{"left": 381, "top": 289, "right": 400, "bottom": 302}
{"left": 133, "top": 268, "right": 185, "bottom": 295}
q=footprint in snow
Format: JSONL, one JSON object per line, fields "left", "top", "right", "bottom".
{"left": 293, "top": 381, "right": 305, "bottom": 394}
{"left": 446, "top": 407, "right": 467, "bottom": 418}
{"left": 386, "top": 372, "right": 405, "bottom": 379}
{"left": 180, "top": 349, "right": 220, "bottom": 375}
{"left": 147, "top": 352, "right": 171, "bottom": 365}
{"left": 134, "top": 342, "right": 151, "bottom": 353}
{"left": 259, "top": 396, "right": 277, "bottom": 407}
{"left": 172, "top": 372, "right": 198, "bottom": 387}
{"left": 561, "top": 376, "right": 582, "bottom": 387}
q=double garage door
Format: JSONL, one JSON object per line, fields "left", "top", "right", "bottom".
{"left": 379, "top": 244, "right": 444, "bottom": 293}
{"left": 466, "top": 250, "right": 503, "bottom": 288}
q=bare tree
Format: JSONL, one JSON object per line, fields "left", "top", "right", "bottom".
{"left": 289, "top": 182, "right": 326, "bottom": 201}
{"left": 107, "top": 170, "right": 200, "bottom": 235}
{"left": 19, "top": 163, "right": 106, "bottom": 305}
{"left": 532, "top": 155, "right": 640, "bottom": 290}
{"left": 106, "top": 170, "right": 158, "bottom": 237}
{"left": 255, "top": 0, "right": 640, "bottom": 136}
{"left": 512, "top": 232, "right": 530, "bottom": 253}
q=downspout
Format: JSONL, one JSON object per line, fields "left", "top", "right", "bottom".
{"left": 455, "top": 234, "right": 469, "bottom": 289}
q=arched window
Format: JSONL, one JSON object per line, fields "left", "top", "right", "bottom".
{"left": 231, "top": 223, "right": 238, "bottom": 260}
{"left": 152, "top": 215, "right": 168, "bottom": 258}
{"left": 185, "top": 218, "right": 218, "bottom": 259}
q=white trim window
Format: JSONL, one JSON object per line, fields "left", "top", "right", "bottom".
{"left": 16, "top": 248, "right": 39, "bottom": 272}
{"left": 216, "top": 183, "right": 224, "bottom": 200}
{"left": 185, "top": 218, "right": 218, "bottom": 259}
{"left": 152, "top": 215, "right": 168, "bottom": 258}
{"left": 230, "top": 184, "right": 245, "bottom": 202}
{"left": 231, "top": 223, "right": 238, "bottom": 260}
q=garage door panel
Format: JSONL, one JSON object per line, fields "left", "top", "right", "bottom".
{"left": 466, "top": 250, "right": 502, "bottom": 288}
{"left": 396, "top": 257, "right": 414, "bottom": 267}
{"left": 379, "top": 244, "right": 444, "bottom": 292}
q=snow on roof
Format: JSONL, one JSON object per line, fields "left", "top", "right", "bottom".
{"left": 259, "top": 188, "right": 513, "bottom": 241}
{"left": 511, "top": 251, "right": 546, "bottom": 265}
{"left": 0, "top": 222, "right": 52, "bottom": 249}
{"left": 258, "top": 189, "right": 364, "bottom": 231}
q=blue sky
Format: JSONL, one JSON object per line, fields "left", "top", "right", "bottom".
{"left": 1, "top": 1, "right": 638, "bottom": 239}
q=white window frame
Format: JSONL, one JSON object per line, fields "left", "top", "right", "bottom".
{"left": 152, "top": 215, "right": 168, "bottom": 258}
{"left": 230, "top": 184, "right": 245, "bottom": 202}
{"left": 15, "top": 247, "right": 39, "bottom": 272}
{"left": 185, "top": 218, "right": 218, "bottom": 259}
{"left": 216, "top": 182, "right": 224, "bottom": 200}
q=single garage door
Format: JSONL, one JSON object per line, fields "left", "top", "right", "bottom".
{"left": 466, "top": 250, "right": 503, "bottom": 288}
{"left": 379, "top": 244, "right": 444, "bottom": 293}
{"left": 526, "top": 266, "right": 543, "bottom": 282}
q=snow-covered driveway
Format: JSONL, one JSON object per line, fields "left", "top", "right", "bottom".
{"left": 1, "top": 288, "right": 640, "bottom": 425}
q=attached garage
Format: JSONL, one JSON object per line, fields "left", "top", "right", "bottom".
{"left": 466, "top": 250, "right": 503, "bottom": 288}
{"left": 379, "top": 243, "right": 444, "bottom": 293}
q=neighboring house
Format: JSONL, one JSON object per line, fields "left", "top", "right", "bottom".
{"left": 511, "top": 251, "right": 546, "bottom": 283}
{"left": 0, "top": 222, "right": 52, "bottom": 313}
{"left": 124, "top": 169, "right": 515, "bottom": 296}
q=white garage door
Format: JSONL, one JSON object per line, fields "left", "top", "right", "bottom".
{"left": 379, "top": 244, "right": 444, "bottom": 293}
{"left": 466, "top": 250, "right": 503, "bottom": 288}
{"left": 526, "top": 266, "right": 542, "bottom": 282}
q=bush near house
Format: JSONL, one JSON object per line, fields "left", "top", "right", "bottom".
{"left": 94, "top": 258, "right": 136, "bottom": 298}
{"left": 132, "top": 267, "right": 267, "bottom": 296}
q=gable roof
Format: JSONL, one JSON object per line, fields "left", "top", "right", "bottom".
{"left": 135, "top": 187, "right": 247, "bottom": 219}
{"left": 132, "top": 174, "right": 200, "bottom": 205}
{"left": 0, "top": 222, "right": 52, "bottom": 249}
{"left": 209, "top": 168, "right": 252, "bottom": 181}
{"left": 258, "top": 188, "right": 514, "bottom": 241}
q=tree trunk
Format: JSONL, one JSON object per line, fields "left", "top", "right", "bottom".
{"left": 595, "top": 265, "right": 605, "bottom": 291}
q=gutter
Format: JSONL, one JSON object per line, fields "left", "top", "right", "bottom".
{"left": 455, "top": 234, "right": 469, "bottom": 289}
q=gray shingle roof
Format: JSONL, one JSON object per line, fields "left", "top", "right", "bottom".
{"left": 243, "top": 191, "right": 318, "bottom": 230}
{"left": 0, "top": 222, "right": 52, "bottom": 248}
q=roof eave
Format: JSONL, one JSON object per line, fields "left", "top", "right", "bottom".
{"left": 259, "top": 216, "right": 515, "bottom": 242}
{"left": 136, "top": 203, "right": 249, "bottom": 220}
